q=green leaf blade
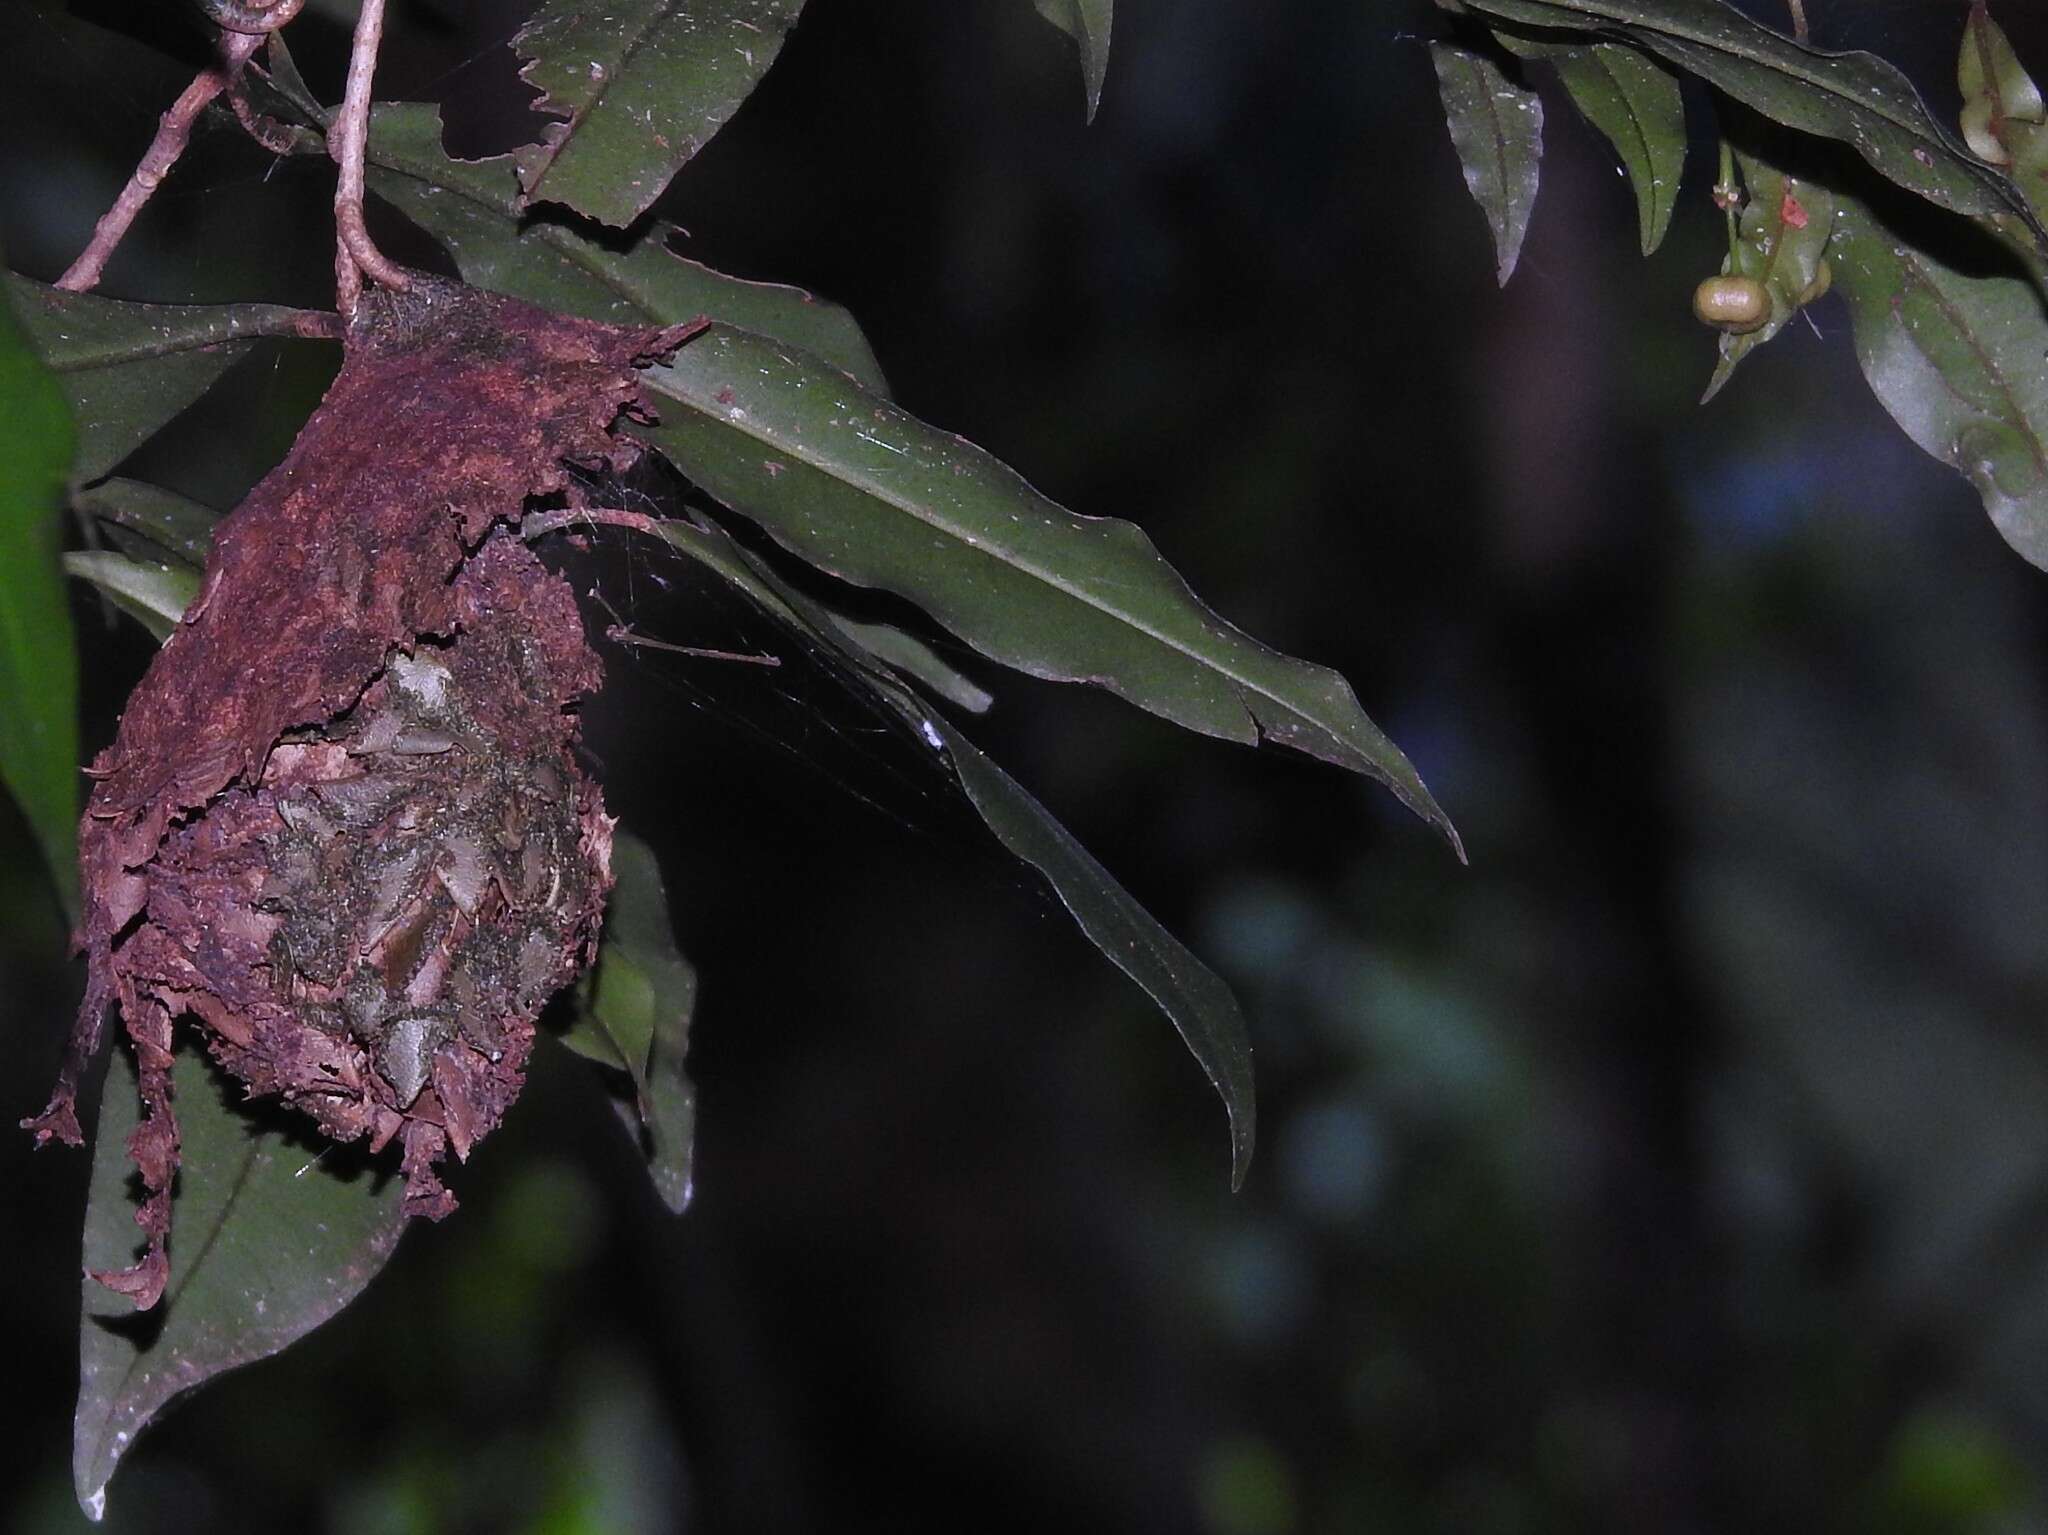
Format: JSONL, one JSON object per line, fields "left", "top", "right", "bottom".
{"left": 77, "top": 1045, "right": 409, "bottom": 1519}
{"left": 935, "top": 713, "right": 1256, "bottom": 1188}
{"left": 63, "top": 551, "right": 200, "bottom": 643}
{"left": 1431, "top": 42, "right": 1545, "bottom": 285}
{"left": 5, "top": 275, "right": 327, "bottom": 483}
{"left": 513, "top": 0, "right": 806, "bottom": 229}
{"left": 364, "top": 104, "right": 887, "bottom": 391}
{"left": 1958, "top": 2, "right": 2048, "bottom": 227}
{"left": 0, "top": 276, "right": 80, "bottom": 920}
{"left": 1831, "top": 194, "right": 2048, "bottom": 569}
{"left": 1034, "top": 0, "right": 1113, "bottom": 120}
{"left": 1550, "top": 42, "right": 1685, "bottom": 254}
{"left": 637, "top": 326, "right": 1458, "bottom": 852}
{"left": 77, "top": 477, "right": 222, "bottom": 570}
{"left": 559, "top": 832, "right": 699, "bottom": 1213}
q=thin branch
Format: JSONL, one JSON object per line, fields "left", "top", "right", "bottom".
{"left": 1787, "top": 0, "right": 1808, "bottom": 43}
{"left": 521, "top": 507, "right": 668, "bottom": 542}
{"left": 330, "top": 0, "right": 409, "bottom": 317}
{"left": 55, "top": 31, "right": 265, "bottom": 294}
{"left": 607, "top": 625, "right": 782, "bottom": 667}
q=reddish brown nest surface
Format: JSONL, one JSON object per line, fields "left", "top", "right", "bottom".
{"left": 23, "top": 277, "right": 699, "bottom": 1310}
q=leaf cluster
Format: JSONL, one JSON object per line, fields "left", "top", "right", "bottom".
{"left": 1431, "top": 0, "right": 2048, "bottom": 567}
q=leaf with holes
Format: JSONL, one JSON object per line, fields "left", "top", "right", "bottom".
{"left": 1431, "top": 42, "right": 1544, "bottom": 285}
{"left": 513, "top": 0, "right": 807, "bottom": 229}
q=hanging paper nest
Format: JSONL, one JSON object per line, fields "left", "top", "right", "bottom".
{"left": 23, "top": 277, "right": 700, "bottom": 1310}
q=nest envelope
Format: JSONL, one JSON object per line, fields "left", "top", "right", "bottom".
{"left": 24, "top": 277, "right": 699, "bottom": 1310}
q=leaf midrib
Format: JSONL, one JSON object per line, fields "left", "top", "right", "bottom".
{"left": 655, "top": 343, "right": 1344, "bottom": 748}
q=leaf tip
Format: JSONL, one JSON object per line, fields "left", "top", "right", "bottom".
{"left": 1227, "top": 1091, "right": 1256, "bottom": 1192}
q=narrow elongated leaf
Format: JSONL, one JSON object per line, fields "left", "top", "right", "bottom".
{"left": 1455, "top": 0, "right": 2048, "bottom": 247}
{"left": 558, "top": 831, "right": 699, "bottom": 1213}
{"left": 4, "top": 276, "right": 331, "bottom": 482}
{"left": 1549, "top": 42, "right": 1685, "bottom": 253}
{"left": 1034, "top": 0, "right": 1113, "bottom": 121}
{"left": 936, "top": 712, "right": 1255, "bottom": 1185}
{"left": 77, "top": 1044, "right": 408, "bottom": 1519}
{"left": 364, "top": 104, "right": 886, "bottom": 390}
{"left": 1431, "top": 42, "right": 1544, "bottom": 285}
{"left": 0, "top": 275, "right": 79, "bottom": 920}
{"left": 1831, "top": 193, "right": 2048, "bottom": 569}
{"left": 601, "top": 512, "right": 1257, "bottom": 1185}
{"left": 1701, "top": 148, "right": 1836, "bottom": 401}
{"left": 77, "top": 478, "right": 221, "bottom": 570}
{"left": 513, "top": 0, "right": 806, "bottom": 229}
{"left": 63, "top": 551, "right": 199, "bottom": 643}
{"left": 638, "top": 327, "right": 1460, "bottom": 852}
{"left": 824, "top": 615, "right": 994, "bottom": 714}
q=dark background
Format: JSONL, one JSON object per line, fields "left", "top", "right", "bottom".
{"left": 6, "top": 0, "right": 2048, "bottom": 1530}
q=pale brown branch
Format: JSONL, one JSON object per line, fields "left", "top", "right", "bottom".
{"left": 330, "top": 0, "right": 409, "bottom": 317}
{"left": 520, "top": 507, "right": 668, "bottom": 542}
{"left": 1787, "top": 0, "right": 1808, "bottom": 42}
{"left": 55, "top": 31, "right": 264, "bottom": 294}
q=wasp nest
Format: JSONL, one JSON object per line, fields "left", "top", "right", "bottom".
{"left": 23, "top": 277, "right": 699, "bottom": 1309}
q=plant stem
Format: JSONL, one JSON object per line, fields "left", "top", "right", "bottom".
{"left": 331, "top": 0, "right": 409, "bottom": 317}
{"left": 55, "top": 32, "right": 265, "bottom": 294}
{"left": 1787, "top": 0, "right": 1807, "bottom": 43}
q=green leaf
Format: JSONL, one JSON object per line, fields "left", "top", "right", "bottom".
{"left": 4, "top": 275, "right": 331, "bottom": 483}
{"left": 559, "top": 832, "right": 699, "bottom": 1213}
{"left": 823, "top": 615, "right": 994, "bottom": 714}
{"left": 1034, "top": 0, "right": 1113, "bottom": 121}
{"left": 1430, "top": 42, "right": 1545, "bottom": 285}
{"left": 611, "top": 513, "right": 1257, "bottom": 1186}
{"left": 1959, "top": 3, "right": 2048, "bottom": 227}
{"left": 1830, "top": 192, "right": 2048, "bottom": 570}
{"left": 77, "top": 1043, "right": 409, "bottom": 1520}
{"left": 936, "top": 711, "right": 1255, "bottom": 1185}
{"left": 1547, "top": 42, "right": 1686, "bottom": 254}
{"left": 637, "top": 326, "right": 1461, "bottom": 853}
{"left": 76, "top": 478, "right": 221, "bottom": 570}
{"left": 364, "top": 104, "right": 886, "bottom": 390}
{"left": 0, "top": 272, "right": 79, "bottom": 922}
{"left": 63, "top": 552, "right": 200, "bottom": 643}
{"left": 1700, "top": 148, "right": 1836, "bottom": 402}
{"left": 512, "top": 0, "right": 806, "bottom": 229}
{"left": 1455, "top": 0, "right": 2048, "bottom": 248}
